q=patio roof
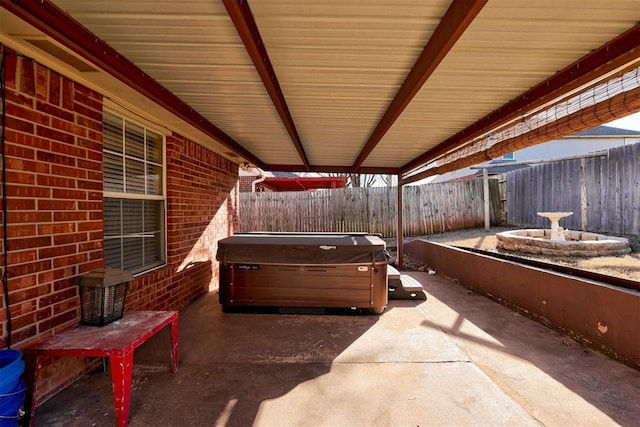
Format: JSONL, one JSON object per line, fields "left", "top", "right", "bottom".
{"left": 1, "top": 1, "right": 639, "bottom": 177}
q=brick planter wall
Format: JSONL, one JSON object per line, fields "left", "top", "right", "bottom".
{"left": 0, "top": 50, "right": 238, "bottom": 401}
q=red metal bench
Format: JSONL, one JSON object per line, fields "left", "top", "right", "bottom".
{"left": 23, "top": 310, "right": 179, "bottom": 427}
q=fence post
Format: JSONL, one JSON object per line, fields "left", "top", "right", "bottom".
{"left": 581, "top": 158, "right": 588, "bottom": 231}
{"left": 483, "top": 168, "right": 490, "bottom": 231}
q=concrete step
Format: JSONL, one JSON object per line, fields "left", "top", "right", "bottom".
{"left": 387, "top": 265, "right": 427, "bottom": 300}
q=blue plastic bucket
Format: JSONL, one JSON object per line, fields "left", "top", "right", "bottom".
{"left": 0, "top": 351, "right": 24, "bottom": 394}
{"left": 0, "top": 380, "right": 25, "bottom": 427}
{"left": 0, "top": 351, "right": 25, "bottom": 427}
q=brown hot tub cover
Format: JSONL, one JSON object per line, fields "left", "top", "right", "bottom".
{"left": 216, "top": 232, "right": 388, "bottom": 265}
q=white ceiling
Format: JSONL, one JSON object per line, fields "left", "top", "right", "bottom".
{"left": 1, "top": 0, "right": 639, "bottom": 175}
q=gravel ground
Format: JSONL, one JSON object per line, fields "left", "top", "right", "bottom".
{"left": 385, "top": 227, "right": 640, "bottom": 282}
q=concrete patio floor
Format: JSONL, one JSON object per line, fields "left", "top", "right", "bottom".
{"left": 32, "top": 272, "right": 640, "bottom": 426}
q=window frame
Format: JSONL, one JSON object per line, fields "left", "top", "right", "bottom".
{"left": 102, "top": 104, "right": 168, "bottom": 276}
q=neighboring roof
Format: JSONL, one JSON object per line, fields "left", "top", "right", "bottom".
{"left": 573, "top": 125, "right": 640, "bottom": 137}
{"left": 260, "top": 176, "right": 347, "bottom": 192}
{"left": 270, "top": 171, "right": 299, "bottom": 178}
{"left": 2, "top": 2, "right": 639, "bottom": 177}
{"left": 471, "top": 160, "right": 530, "bottom": 176}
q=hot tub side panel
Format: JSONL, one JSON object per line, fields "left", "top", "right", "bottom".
{"left": 219, "top": 262, "right": 388, "bottom": 311}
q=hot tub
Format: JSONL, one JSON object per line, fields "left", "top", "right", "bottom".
{"left": 216, "top": 232, "right": 389, "bottom": 313}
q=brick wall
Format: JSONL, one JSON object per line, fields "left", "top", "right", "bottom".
{"left": 239, "top": 175, "right": 255, "bottom": 192}
{"left": 0, "top": 50, "right": 238, "bottom": 402}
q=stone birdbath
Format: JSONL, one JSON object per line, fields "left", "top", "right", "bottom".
{"left": 537, "top": 212, "right": 573, "bottom": 241}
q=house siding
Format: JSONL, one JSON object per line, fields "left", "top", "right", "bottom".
{"left": 1, "top": 50, "right": 238, "bottom": 402}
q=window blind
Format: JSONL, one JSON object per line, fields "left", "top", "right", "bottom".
{"left": 103, "top": 112, "right": 165, "bottom": 274}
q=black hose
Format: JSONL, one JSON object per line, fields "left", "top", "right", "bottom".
{"left": 1, "top": 45, "right": 12, "bottom": 349}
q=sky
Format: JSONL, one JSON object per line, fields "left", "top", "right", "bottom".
{"left": 606, "top": 112, "right": 640, "bottom": 131}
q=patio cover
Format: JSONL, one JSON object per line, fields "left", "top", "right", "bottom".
{"left": 1, "top": 0, "right": 639, "bottom": 179}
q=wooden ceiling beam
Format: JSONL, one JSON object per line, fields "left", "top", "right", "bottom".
{"left": 0, "top": 0, "right": 265, "bottom": 168}
{"left": 350, "top": 0, "right": 488, "bottom": 171}
{"left": 223, "top": 0, "right": 311, "bottom": 170}
{"left": 402, "top": 23, "right": 640, "bottom": 175}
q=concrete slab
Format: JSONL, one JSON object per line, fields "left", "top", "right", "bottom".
{"left": 31, "top": 273, "right": 640, "bottom": 427}
{"left": 254, "top": 363, "right": 536, "bottom": 427}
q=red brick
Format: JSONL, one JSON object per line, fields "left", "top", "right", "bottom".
{"left": 78, "top": 260, "right": 104, "bottom": 274}
{"left": 7, "top": 198, "right": 36, "bottom": 210}
{"left": 5, "top": 157, "right": 50, "bottom": 174}
{"left": 38, "top": 199, "right": 77, "bottom": 211}
{"left": 9, "top": 276, "right": 36, "bottom": 291}
{"left": 85, "top": 249, "right": 103, "bottom": 263}
{"left": 6, "top": 184, "right": 50, "bottom": 198}
{"left": 49, "top": 72, "right": 61, "bottom": 106}
{"left": 53, "top": 253, "right": 86, "bottom": 268}
{"left": 51, "top": 141, "right": 87, "bottom": 158}
{"left": 40, "top": 244, "right": 77, "bottom": 259}
{"left": 9, "top": 236, "right": 52, "bottom": 251}
{"left": 9, "top": 131, "right": 50, "bottom": 150}
{"left": 62, "top": 79, "right": 74, "bottom": 110}
{"left": 11, "top": 299, "right": 38, "bottom": 317}
{"left": 53, "top": 298, "right": 78, "bottom": 315}
{"left": 53, "top": 233, "right": 86, "bottom": 245}
{"left": 37, "top": 175, "right": 76, "bottom": 189}
{"left": 37, "top": 126, "right": 75, "bottom": 145}
{"left": 89, "top": 231, "right": 103, "bottom": 241}
{"left": 77, "top": 221, "right": 102, "bottom": 233}
{"left": 76, "top": 116, "right": 102, "bottom": 133}
{"left": 78, "top": 241, "right": 101, "bottom": 252}
{"left": 77, "top": 180, "right": 101, "bottom": 191}
{"left": 77, "top": 201, "right": 101, "bottom": 211}
{"left": 8, "top": 325, "right": 38, "bottom": 346}
{"left": 53, "top": 189, "right": 88, "bottom": 200}
{"left": 53, "top": 117, "right": 85, "bottom": 137}
{"left": 8, "top": 249, "right": 38, "bottom": 265}
{"left": 36, "top": 64, "right": 49, "bottom": 100}
{"left": 77, "top": 158, "right": 102, "bottom": 172}
{"left": 6, "top": 169, "right": 36, "bottom": 185}
{"left": 37, "top": 151, "right": 76, "bottom": 166}
{"left": 5, "top": 115, "right": 35, "bottom": 133}
{"left": 3, "top": 52, "right": 18, "bottom": 89}
{"left": 5, "top": 89, "right": 34, "bottom": 108}
{"left": 38, "top": 223, "right": 76, "bottom": 235}
{"left": 8, "top": 223, "right": 37, "bottom": 237}
{"left": 7, "top": 211, "right": 52, "bottom": 223}
{"left": 12, "top": 310, "right": 43, "bottom": 330}
{"left": 38, "top": 310, "right": 77, "bottom": 331}
{"left": 74, "top": 102, "right": 102, "bottom": 121}
{"left": 37, "top": 266, "right": 76, "bottom": 285}
{"left": 21, "top": 58, "right": 36, "bottom": 96}
{"left": 36, "top": 100, "right": 74, "bottom": 123}
{"left": 8, "top": 282, "right": 51, "bottom": 302}
{"left": 87, "top": 171, "right": 102, "bottom": 182}
{"left": 54, "top": 211, "right": 87, "bottom": 222}
{"left": 74, "top": 91, "right": 102, "bottom": 110}
{"left": 7, "top": 101, "right": 49, "bottom": 125}
{"left": 51, "top": 165, "right": 86, "bottom": 179}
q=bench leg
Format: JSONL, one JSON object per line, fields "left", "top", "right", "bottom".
{"left": 110, "top": 353, "right": 134, "bottom": 427}
{"left": 23, "top": 351, "right": 39, "bottom": 427}
{"left": 170, "top": 316, "right": 179, "bottom": 372}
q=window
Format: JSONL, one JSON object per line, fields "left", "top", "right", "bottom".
{"left": 103, "top": 111, "right": 166, "bottom": 274}
{"left": 502, "top": 152, "right": 514, "bottom": 160}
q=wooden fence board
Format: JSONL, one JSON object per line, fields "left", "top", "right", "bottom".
{"left": 506, "top": 143, "right": 640, "bottom": 235}
{"left": 239, "top": 178, "right": 499, "bottom": 237}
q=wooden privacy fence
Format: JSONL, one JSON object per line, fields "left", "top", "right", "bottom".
{"left": 506, "top": 143, "right": 640, "bottom": 235}
{"left": 239, "top": 179, "right": 501, "bottom": 237}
